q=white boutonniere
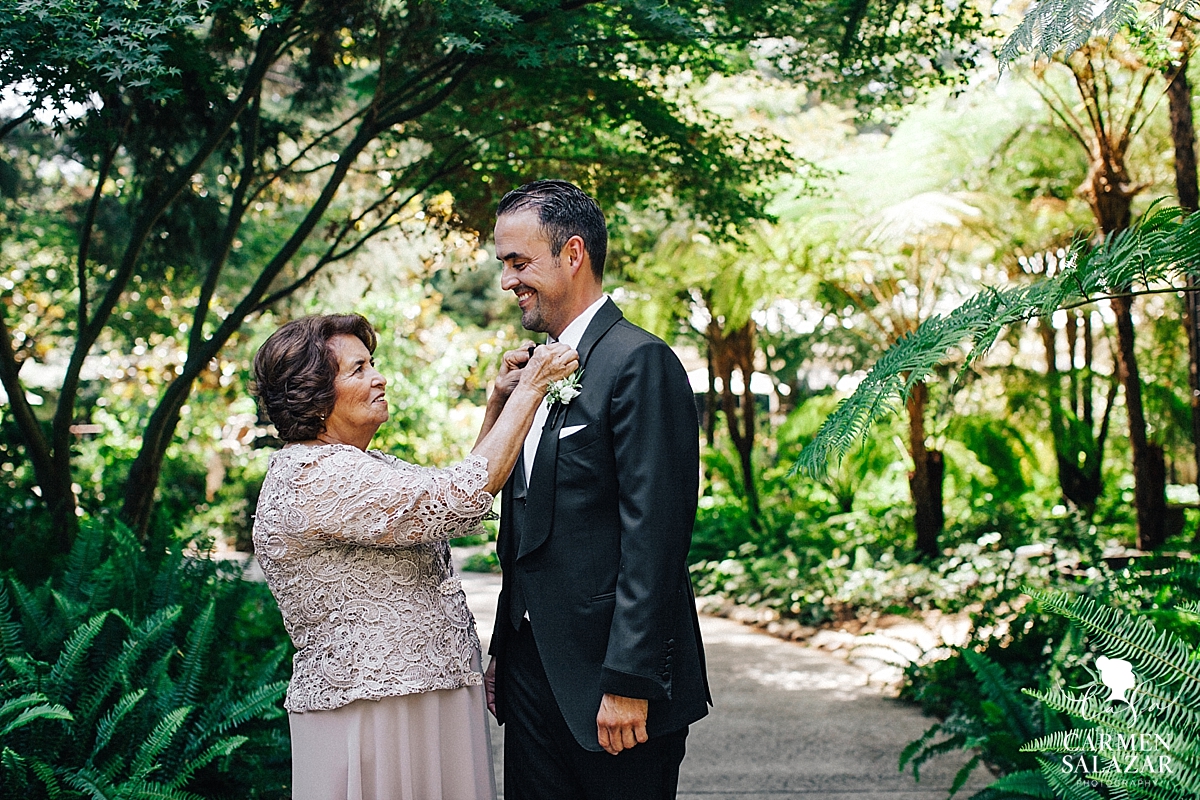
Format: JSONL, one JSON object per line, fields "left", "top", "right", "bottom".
{"left": 545, "top": 370, "right": 583, "bottom": 406}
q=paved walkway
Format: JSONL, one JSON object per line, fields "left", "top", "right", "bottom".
{"left": 460, "top": 569, "right": 987, "bottom": 800}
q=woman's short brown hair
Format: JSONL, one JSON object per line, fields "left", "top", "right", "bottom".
{"left": 251, "top": 314, "right": 378, "bottom": 442}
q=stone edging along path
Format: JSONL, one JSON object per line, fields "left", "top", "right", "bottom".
{"left": 694, "top": 595, "right": 975, "bottom": 694}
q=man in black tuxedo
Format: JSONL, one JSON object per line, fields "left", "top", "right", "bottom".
{"left": 484, "top": 180, "right": 710, "bottom": 800}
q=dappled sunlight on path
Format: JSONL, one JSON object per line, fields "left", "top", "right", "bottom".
{"left": 459, "top": 555, "right": 985, "bottom": 800}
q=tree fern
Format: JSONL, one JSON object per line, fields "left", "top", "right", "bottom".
{"left": 798, "top": 207, "right": 1200, "bottom": 478}
{"left": 999, "top": 0, "right": 1200, "bottom": 66}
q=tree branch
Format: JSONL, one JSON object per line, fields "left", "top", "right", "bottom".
{"left": 76, "top": 125, "right": 125, "bottom": 330}
{"left": 0, "top": 110, "right": 34, "bottom": 141}
{"left": 191, "top": 93, "right": 263, "bottom": 353}
{"left": 0, "top": 305, "right": 52, "bottom": 484}
{"left": 51, "top": 22, "right": 295, "bottom": 480}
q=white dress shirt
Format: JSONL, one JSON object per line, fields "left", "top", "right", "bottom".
{"left": 521, "top": 295, "right": 607, "bottom": 487}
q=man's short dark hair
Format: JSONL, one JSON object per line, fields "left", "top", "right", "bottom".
{"left": 496, "top": 179, "right": 608, "bottom": 279}
{"left": 251, "top": 314, "right": 377, "bottom": 442}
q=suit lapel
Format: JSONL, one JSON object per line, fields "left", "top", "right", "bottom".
{"left": 517, "top": 299, "right": 624, "bottom": 560}
{"left": 574, "top": 298, "right": 623, "bottom": 373}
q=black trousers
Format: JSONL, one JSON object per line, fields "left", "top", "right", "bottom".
{"left": 500, "top": 621, "right": 687, "bottom": 800}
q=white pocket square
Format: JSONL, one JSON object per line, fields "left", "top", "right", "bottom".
{"left": 559, "top": 425, "right": 587, "bottom": 439}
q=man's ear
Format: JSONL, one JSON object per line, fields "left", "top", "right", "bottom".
{"left": 562, "top": 235, "right": 588, "bottom": 276}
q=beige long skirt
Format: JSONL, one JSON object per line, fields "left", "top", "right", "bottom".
{"left": 289, "top": 684, "right": 497, "bottom": 800}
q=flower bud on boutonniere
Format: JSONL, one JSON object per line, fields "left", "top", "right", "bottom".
{"left": 545, "top": 370, "right": 583, "bottom": 406}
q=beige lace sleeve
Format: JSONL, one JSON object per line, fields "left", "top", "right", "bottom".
{"left": 284, "top": 445, "right": 494, "bottom": 546}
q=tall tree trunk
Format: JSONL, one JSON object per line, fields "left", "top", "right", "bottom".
{"left": 120, "top": 372, "right": 197, "bottom": 536}
{"left": 1040, "top": 314, "right": 1107, "bottom": 510}
{"left": 707, "top": 318, "right": 759, "bottom": 520}
{"left": 703, "top": 345, "right": 718, "bottom": 492}
{"left": 1078, "top": 96, "right": 1166, "bottom": 549}
{"left": 1166, "top": 34, "right": 1200, "bottom": 509}
{"left": 1111, "top": 295, "right": 1168, "bottom": 549}
{"left": 905, "top": 380, "right": 943, "bottom": 558}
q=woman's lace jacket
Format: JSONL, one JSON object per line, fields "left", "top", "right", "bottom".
{"left": 252, "top": 443, "right": 494, "bottom": 713}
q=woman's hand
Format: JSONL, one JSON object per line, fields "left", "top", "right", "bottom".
{"left": 517, "top": 342, "right": 579, "bottom": 395}
{"left": 491, "top": 341, "right": 537, "bottom": 401}
{"left": 471, "top": 342, "right": 579, "bottom": 493}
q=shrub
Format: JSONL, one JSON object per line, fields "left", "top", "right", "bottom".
{"left": 0, "top": 519, "right": 292, "bottom": 799}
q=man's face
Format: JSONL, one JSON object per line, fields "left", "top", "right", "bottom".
{"left": 495, "top": 209, "right": 571, "bottom": 336}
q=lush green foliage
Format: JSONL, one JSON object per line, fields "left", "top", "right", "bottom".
{"left": 0, "top": 519, "right": 291, "bottom": 799}
{"left": 899, "top": 562, "right": 1200, "bottom": 799}
{"left": 797, "top": 206, "right": 1200, "bottom": 479}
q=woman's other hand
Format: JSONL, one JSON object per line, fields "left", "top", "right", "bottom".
{"left": 518, "top": 343, "right": 579, "bottom": 395}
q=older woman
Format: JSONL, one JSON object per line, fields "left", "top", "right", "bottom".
{"left": 251, "top": 313, "right": 577, "bottom": 800}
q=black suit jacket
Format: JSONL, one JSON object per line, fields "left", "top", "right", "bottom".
{"left": 490, "top": 299, "right": 711, "bottom": 751}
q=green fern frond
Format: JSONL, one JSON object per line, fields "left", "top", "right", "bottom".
{"left": 47, "top": 611, "right": 110, "bottom": 702}
{"left": 1027, "top": 591, "right": 1200, "bottom": 698}
{"left": 4, "top": 654, "right": 42, "bottom": 684}
{"left": 129, "top": 706, "right": 192, "bottom": 780}
{"left": 0, "top": 695, "right": 73, "bottom": 736}
{"left": 1, "top": 692, "right": 58, "bottom": 720}
{"left": 27, "top": 755, "right": 65, "bottom": 798}
{"left": 243, "top": 640, "right": 290, "bottom": 687}
{"left": 900, "top": 723, "right": 941, "bottom": 771}
{"left": 170, "top": 600, "right": 214, "bottom": 713}
{"left": 1021, "top": 690, "right": 1139, "bottom": 745}
{"left": 62, "top": 520, "right": 109, "bottom": 602}
{"left": 0, "top": 584, "right": 25, "bottom": 661}
{"left": 205, "top": 680, "right": 288, "bottom": 736}
{"left": 79, "top": 606, "right": 181, "bottom": 722}
{"left": 965, "top": 650, "right": 1039, "bottom": 741}
{"left": 1039, "top": 756, "right": 1106, "bottom": 800}
{"left": 904, "top": 728, "right": 969, "bottom": 781}
{"left": 89, "top": 688, "right": 148, "bottom": 760}
{"left": 118, "top": 779, "right": 203, "bottom": 800}
{"left": 64, "top": 764, "right": 119, "bottom": 799}
{"left": 50, "top": 589, "right": 88, "bottom": 629}
{"left": 982, "top": 768, "right": 1055, "bottom": 799}
{"left": 1102, "top": 777, "right": 1194, "bottom": 800}
{"left": 166, "top": 735, "right": 247, "bottom": 789}
{"left": 10, "top": 581, "right": 55, "bottom": 655}
{"left": 950, "top": 753, "right": 982, "bottom": 797}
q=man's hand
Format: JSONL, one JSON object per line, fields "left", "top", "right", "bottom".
{"left": 596, "top": 693, "right": 649, "bottom": 755}
{"left": 484, "top": 657, "right": 498, "bottom": 718}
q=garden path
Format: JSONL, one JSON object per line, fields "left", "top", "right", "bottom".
{"left": 459, "top": 561, "right": 989, "bottom": 800}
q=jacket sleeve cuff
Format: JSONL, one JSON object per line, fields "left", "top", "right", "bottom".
{"left": 600, "top": 666, "right": 670, "bottom": 701}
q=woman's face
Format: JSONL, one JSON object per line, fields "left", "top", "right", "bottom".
{"left": 322, "top": 334, "right": 388, "bottom": 446}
